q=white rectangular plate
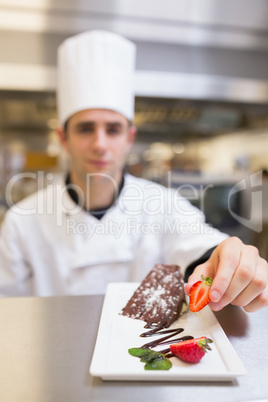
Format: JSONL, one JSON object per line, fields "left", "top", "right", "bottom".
{"left": 90, "top": 283, "right": 246, "bottom": 381}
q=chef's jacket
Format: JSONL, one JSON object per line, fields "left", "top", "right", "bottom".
{"left": 0, "top": 173, "right": 228, "bottom": 296}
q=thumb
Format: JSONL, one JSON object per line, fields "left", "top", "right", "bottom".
{"left": 184, "top": 261, "right": 211, "bottom": 296}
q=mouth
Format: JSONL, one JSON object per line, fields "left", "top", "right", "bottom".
{"left": 87, "top": 159, "right": 110, "bottom": 168}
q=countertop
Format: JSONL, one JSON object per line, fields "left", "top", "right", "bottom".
{"left": 0, "top": 294, "right": 267, "bottom": 402}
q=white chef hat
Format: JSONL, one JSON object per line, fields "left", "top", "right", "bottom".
{"left": 57, "top": 30, "right": 136, "bottom": 126}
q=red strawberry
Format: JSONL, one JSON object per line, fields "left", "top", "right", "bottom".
{"left": 189, "top": 275, "right": 213, "bottom": 312}
{"left": 170, "top": 337, "right": 213, "bottom": 363}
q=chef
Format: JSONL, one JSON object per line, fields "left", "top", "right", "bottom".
{"left": 0, "top": 30, "right": 267, "bottom": 312}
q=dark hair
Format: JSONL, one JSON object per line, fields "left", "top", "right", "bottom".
{"left": 64, "top": 119, "right": 69, "bottom": 133}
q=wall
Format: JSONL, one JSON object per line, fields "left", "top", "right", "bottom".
{"left": 1, "top": 0, "right": 268, "bottom": 102}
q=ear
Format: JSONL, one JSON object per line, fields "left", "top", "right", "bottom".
{"left": 56, "top": 126, "right": 68, "bottom": 151}
{"left": 127, "top": 125, "right": 137, "bottom": 147}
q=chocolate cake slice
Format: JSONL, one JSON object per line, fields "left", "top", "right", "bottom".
{"left": 122, "top": 264, "right": 185, "bottom": 329}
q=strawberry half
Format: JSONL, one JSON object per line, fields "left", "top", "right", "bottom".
{"left": 189, "top": 275, "right": 213, "bottom": 312}
{"left": 170, "top": 336, "right": 213, "bottom": 363}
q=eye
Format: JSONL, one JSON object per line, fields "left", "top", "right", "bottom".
{"left": 106, "top": 125, "right": 122, "bottom": 135}
{"left": 77, "top": 125, "right": 94, "bottom": 134}
{"left": 107, "top": 128, "right": 120, "bottom": 135}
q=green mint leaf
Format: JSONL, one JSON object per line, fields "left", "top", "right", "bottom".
{"left": 128, "top": 348, "right": 162, "bottom": 362}
{"left": 129, "top": 347, "right": 172, "bottom": 370}
{"left": 140, "top": 350, "right": 165, "bottom": 363}
{"left": 145, "top": 357, "right": 172, "bottom": 370}
{"left": 128, "top": 348, "right": 155, "bottom": 359}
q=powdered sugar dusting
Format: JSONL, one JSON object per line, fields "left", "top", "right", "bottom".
{"left": 122, "top": 264, "right": 185, "bottom": 329}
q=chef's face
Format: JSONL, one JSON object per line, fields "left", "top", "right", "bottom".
{"left": 59, "top": 109, "right": 136, "bottom": 184}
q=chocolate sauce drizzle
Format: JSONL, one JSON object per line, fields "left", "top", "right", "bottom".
{"left": 139, "top": 326, "right": 194, "bottom": 356}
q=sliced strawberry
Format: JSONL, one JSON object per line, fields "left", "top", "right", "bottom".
{"left": 170, "top": 336, "right": 213, "bottom": 363}
{"left": 189, "top": 275, "right": 213, "bottom": 312}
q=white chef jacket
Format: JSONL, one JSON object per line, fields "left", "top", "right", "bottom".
{"left": 0, "top": 173, "right": 228, "bottom": 296}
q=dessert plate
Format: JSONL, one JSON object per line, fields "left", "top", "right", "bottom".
{"left": 90, "top": 283, "right": 246, "bottom": 381}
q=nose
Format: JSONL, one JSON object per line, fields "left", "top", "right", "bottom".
{"left": 92, "top": 130, "right": 107, "bottom": 154}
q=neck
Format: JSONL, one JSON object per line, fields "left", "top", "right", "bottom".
{"left": 69, "top": 171, "right": 123, "bottom": 210}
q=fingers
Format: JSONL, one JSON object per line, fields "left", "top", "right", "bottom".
{"left": 231, "top": 255, "right": 268, "bottom": 307}
{"left": 243, "top": 287, "right": 268, "bottom": 312}
{"left": 184, "top": 261, "right": 210, "bottom": 296}
{"left": 185, "top": 237, "right": 268, "bottom": 312}
{"left": 237, "top": 256, "right": 268, "bottom": 312}
{"left": 209, "top": 237, "right": 242, "bottom": 305}
{"left": 184, "top": 237, "right": 241, "bottom": 298}
{"left": 209, "top": 243, "right": 259, "bottom": 310}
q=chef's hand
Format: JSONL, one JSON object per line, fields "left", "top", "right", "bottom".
{"left": 184, "top": 237, "right": 268, "bottom": 312}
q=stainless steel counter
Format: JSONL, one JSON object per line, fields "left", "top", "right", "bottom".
{"left": 0, "top": 295, "right": 267, "bottom": 402}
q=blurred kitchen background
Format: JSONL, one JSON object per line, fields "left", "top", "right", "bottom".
{"left": 1, "top": 0, "right": 268, "bottom": 245}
